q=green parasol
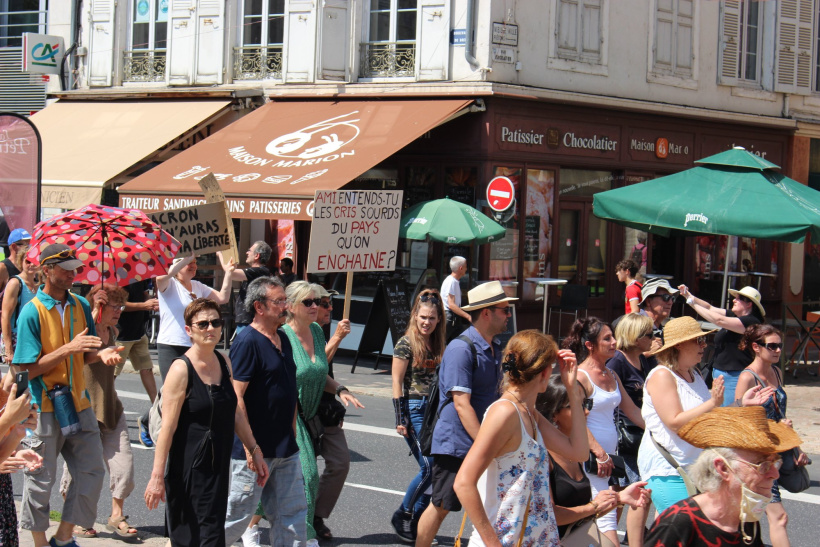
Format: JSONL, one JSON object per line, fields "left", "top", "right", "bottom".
{"left": 399, "top": 197, "right": 507, "bottom": 245}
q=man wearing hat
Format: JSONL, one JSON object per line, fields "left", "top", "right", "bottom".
{"left": 645, "top": 406, "right": 803, "bottom": 546}
{"left": 0, "top": 227, "right": 31, "bottom": 291}
{"left": 416, "top": 281, "right": 517, "bottom": 547}
{"left": 639, "top": 278, "right": 680, "bottom": 352}
{"left": 13, "top": 243, "right": 124, "bottom": 547}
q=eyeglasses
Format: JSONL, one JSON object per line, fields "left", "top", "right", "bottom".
{"left": 733, "top": 456, "right": 782, "bottom": 475}
{"left": 192, "top": 319, "right": 224, "bottom": 330}
{"left": 419, "top": 293, "right": 441, "bottom": 305}
{"left": 302, "top": 298, "right": 322, "bottom": 308}
{"left": 653, "top": 294, "right": 676, "bottom": 302}
{"left": 265, "top": 298, "right": 288, "bottom": 307}
{"left": 758, "top": 342, "right": 783, "bottom": 351}
{"left": 694, "top": 336, "right": 707, "bottom": 346}
{"left": 106, "top": 304, "right": 125, "bottom": 312}
{"left": 490, "top": 306, "right": 512, "bottom": 315}
{"left": 41, "top": 248, "right": 75, "bottom": 263}
{"left": 581, "top": 398, "right": 594, "bottom": 411}
{"left": 319, "top": 300, "right": 332, "bottom": 309}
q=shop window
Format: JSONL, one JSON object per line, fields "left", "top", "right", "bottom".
{"left": 124, "top": 0, "right": 168, "bottom": 82}
{"left": 234, "top": 0, "right": 285, "bottom": 80}
{"left": 522, "top": 169, "right": 556, "bottom": 300}
{"left": 488, "top": 167, "right": 521, "bottom": 287}
{"left": 558, "top": 169, "right": 613, "bottom": 198}
{"left": 445, "top": 166, "right": 477, "bottom": 205}
{"left": 553, "top": 0, "right": 605, "bottom": 65}
{"left": 651, "top": 0, "right": 695, "bottom": 80}
{"left": 404, "top": 166, "right": 436, "bottom": 207}
{"left": 361, "top": 0, "right": 418, "bottom": 78}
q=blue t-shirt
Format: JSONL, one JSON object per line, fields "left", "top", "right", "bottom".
{"left": 606, "top": 350, "right": 657, "bottom": 409}
{"left": 229, "top": 326, "right": 300, "bottom": 460}
{"left": 432, "top": 326, "right": 502, "bottom": 458}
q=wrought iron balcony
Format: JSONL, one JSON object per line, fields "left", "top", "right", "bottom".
{"left": 233, "top": 46, "right": 283, "bottom": 80}
{"left": 123, "top": 50, "right": 166, "bottom": 82}
{"left": 360, "top": 42, "right": 416, "bottom": 78}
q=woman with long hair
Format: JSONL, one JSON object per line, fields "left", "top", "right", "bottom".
{"left": 390, "top": 288, "right": 447, "bottom": 542}
{"left": 735, "top": 324, "right": 810, "bottom": 547}
{"left": 1, "top": 256, "right": 38, "bottom": 364}
{"left": 453, "top": 330, "right": 589, "bottom": 546}
{"left": 562, "top": 317, "right": 644, "bottom": 547}
{"left": 282, "top": 281, "right": 364, "bottom": 546}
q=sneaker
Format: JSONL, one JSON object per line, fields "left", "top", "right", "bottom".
{"left": 138, "top": 415, "right": 154, "bottom": 448}
{"left": 241, "top": 524, "right": 262, "bottom": 547}
{"left": 49, "top": 538, "right": 81, "bottom": 547}
{"left": 391, "top": 508, "right": 415, "bottom": 543}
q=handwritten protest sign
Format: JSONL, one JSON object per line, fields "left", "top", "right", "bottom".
{"left": 307, "top": 190, "right": 403, "bottom": 273}
{"left": 199, "top": 174, "right": 239, "bottom": 264}
{"left": 150, "top": 201, "right": 231, "bottom": 255}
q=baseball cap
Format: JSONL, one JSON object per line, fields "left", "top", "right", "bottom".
{"left": 8, "top": 228, "right": 31, "bottom": 245}
{"left": 40, "top": 243, "right": 83, "bottom": 270}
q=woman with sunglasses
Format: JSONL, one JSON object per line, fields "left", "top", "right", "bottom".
{"left": 537, "top": 376, "right": 649, "bottom": 547}
{"left": 389, "top": 288, "right": 446, "bottom": 541}
{"left": 736, "top": 324, "right": 810, "bottom": 547}
{"left": 145, "top": 299, "right": 266, "bottom": 546}
{"left": 1, "top": 256, "right": 38, "bottom": 365}
{"left": 678, "top": 285, "right": 765, "bottom": 406}
{"left": 563, "top": 318, "right": 645, "bottom": 547}
{"left": 155, "top": 253, "right": 236, "bottom": 380}
{"left": 282, "top": 281, "right": 364, "bottom": 546}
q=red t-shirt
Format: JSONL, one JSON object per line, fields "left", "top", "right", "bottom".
{"left": 624, "top": 280, "right": 643, "bottom": 314}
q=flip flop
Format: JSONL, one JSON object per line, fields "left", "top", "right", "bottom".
{"left": 106, "top": 515, "right": 138, "bottom": 538}
{"left": 73, "top": 525, "right": 97, "bottom": 538}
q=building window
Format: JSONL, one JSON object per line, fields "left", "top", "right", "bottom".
{"left": 234, "top": 0, "right": 285, "bottom": 80}
{"left": 739, "top": 1, "right": 761, "bottom": 81}
{"left": 361, "top": 0, "right": 417, "bottom": 78}
{"left": 123, "top": 0, "right": 168, "bottom": 82}
{"left": 653, "top": 0, "right": 694, "bottom": 78}
{"left": 555, "top": 0, "right": 603, "bottom": 64}
{"left": 0, "top": 0, "right": 47, "bottom": 48}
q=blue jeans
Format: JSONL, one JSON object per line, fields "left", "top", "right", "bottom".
{"left": 400, "top": 399, "right": 433, "bottom": 517}
{"left": 713, "top": 368, "right": 743, "bottom": 406}
{"left": 224, "top": 452, "right": 308, "bottom": 546}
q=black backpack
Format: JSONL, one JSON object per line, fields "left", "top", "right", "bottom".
{"left": 419, "top": 334, "right": 477, "bottom": 457}
{"left": 630, "top": 243, "right": 645, "bottom": 266}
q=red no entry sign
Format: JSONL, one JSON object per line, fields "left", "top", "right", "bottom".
{"left": 486, "top": 176, "right": 515, "bottom": 211}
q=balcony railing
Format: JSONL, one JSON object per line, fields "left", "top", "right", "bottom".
{"left": 123, "top": 50, "right": 166, "bottom": 82}
{"left": 360, "top": 42, "right": 416, "bottom": 78}
{"left": 233, "top": 46, "right": 283, "bottom": 80}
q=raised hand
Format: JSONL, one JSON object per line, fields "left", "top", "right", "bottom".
{"left": 556, "top": 349, "right": 578, "bottom": 387}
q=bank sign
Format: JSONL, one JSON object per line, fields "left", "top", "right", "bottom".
{"left": 22, "top": 33, "right": 65, "bottom": 75}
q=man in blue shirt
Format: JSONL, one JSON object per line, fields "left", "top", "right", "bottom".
{"left": 224, "top": 276, "right": 307, "bottom": 547}
{"left": 415, "top": 281, "right": 517, "bottom": 547}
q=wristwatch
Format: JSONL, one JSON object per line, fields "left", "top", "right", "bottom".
{"left": 335, "top": 384, "right": 349, "bottom": 396}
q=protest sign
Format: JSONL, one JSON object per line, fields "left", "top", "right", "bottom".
{"left": 198, "top": 173, "right": 239, "bottom": 263}
{"left": 307, "top": 190, "right": 403, "bottom": 273}
{"left": 150, "top": 201, "right": 231, "bottom": 255}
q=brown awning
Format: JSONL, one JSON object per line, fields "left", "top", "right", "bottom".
{"left": 30, "top": 100, "right": 233, "bottom": 209}
{"left": 117, "top": 99, "right": 473, "bottom": 220}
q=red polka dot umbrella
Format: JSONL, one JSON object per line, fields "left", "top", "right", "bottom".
{"left": 27, "top": 204, "right": 181, "bottom": 286}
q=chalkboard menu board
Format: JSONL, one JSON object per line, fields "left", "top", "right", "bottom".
{"left": 352, "top": 279, "right": 412, "bottom": 372}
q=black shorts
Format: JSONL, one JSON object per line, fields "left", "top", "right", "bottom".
{"left": 431, "top": 454, "right": 464, "bottom": 512}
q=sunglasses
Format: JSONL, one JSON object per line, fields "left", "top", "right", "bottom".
{"left": 319, "top": 300, "right": 332, "bottom": 309}
{"left": 419, "top": 293, "right": 441, "bottom": 305}
{"left": 563, "top": 398, "right": 594, "bottom": 411}
{"left": 41, "top": 248, "right": 75, "bottom": 263}
{"left": 192, "top": 318, "right": 224, "bottom": 330}
{"left": 490, "top": 306, "right": 512, "bottom": 315}
{"left": 653, "top": 294, "right": 676, "bottom": 302}
{"left": 302, "top": 298, "right": 322, "bottom": 308}
{"left": 639, "top": 332, "right": 654, "bottom": 340}
{"left": 758, "top": 342, "right": 783, "bottom": 351}
{"left": 693, "top": 336, "right": 707, "bottom": 345}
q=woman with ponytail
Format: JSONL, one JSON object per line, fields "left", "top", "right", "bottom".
{"left": 453, "top": 330, "right": 589, "bottom": 546}
{"left": 562, "top": 317, "right": 644, "bottom": 547}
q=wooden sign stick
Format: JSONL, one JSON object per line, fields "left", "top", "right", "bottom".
{"left": 343, "top": 271, "right": 353, "bottom": 320}
{"left": 198, "top": 174, "right": 239, "bottom": 264}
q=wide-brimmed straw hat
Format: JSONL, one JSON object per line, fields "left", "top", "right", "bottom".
{"left": 647, "top": 316, "right": 716, "bottom": 356}
{"left": 678, "top": 406, "right": 802, "bottom": 454}
{"left": 461, "top": 281, "right": 518, "bottom": 311}
{"left": 727, "top": 286, "right": 766, "bottom": 318}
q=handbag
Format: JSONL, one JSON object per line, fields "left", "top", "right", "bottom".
{"left": 616, "top": 409, "right": 644, "bottom": 456}
{"left": 298, "top": 401, "right": 325, "bottom": 453}
{"left": 585, "top": 452, "right": 627, "bottom": 479}
{"left": 561, "top": 518, "right": 617, "bottom": 547}
{"left": 316, "top": 393, "right": 346, "bottom": 427}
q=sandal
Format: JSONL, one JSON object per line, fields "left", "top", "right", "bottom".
{"left": 106, "top": 515, "right": 138, "bottom": 538}
{"left": 313, "top": 516, "right": 333, "bottom": 540}
{"left": 73, "top": 525, "right": 97, "bottom": 538}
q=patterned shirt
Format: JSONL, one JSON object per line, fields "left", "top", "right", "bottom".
{"left": 394, "top": 335, "right": 438, "bottom": 398}
{"left": 645, "top": 498, "right": 763, "bottom": 547}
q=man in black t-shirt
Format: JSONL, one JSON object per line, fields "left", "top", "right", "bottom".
{"left": 0, "top": 228, "right": 30, "bottom": 291}
{"left": 218, "top": 241, "right": 272, "bottom": 335}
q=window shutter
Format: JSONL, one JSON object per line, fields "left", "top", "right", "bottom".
{"left": 674, "top": 0, "right": 693, "bottom": 76}
{"left": 775, "top": 0, "right": 814, "bottom": 94}
{"left": 718, "top": 0, "right": 741, "bottom": 86}
{"left": 654, "top": 0, "right": 674, "bottom": 70}
{"left": 88, "top": 0, "right": 116, "bottom": 86}
{"left": 194, "top": 0, "right": 225, "bottom": 84}
{"left": 418, "top": 0, "right": 450, "bottom": 80}
{"left": 580, "top": 0, "right": 602, "bottom": 61}
{"left": 284, "top": 1, "right": 316, "bottom": 82}
{"left": 167, "top": 0, "right": 196, "bottom": 85}
{"left": 557, "top": 0, "right": 580, "bottom": 58}
{"left": 317, "top": 0, "right": 348, "bottom": 81}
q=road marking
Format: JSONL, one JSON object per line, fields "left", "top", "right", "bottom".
{"left": 118, "top": 390, "right": 150, "bottom": 401}
{"left": 130, "top": 443, "right": 153, "bottom": 450}
{"left": 342, "top": 422, "right": 398, "bottom": 437}
{"left": 781, "top": 491, "right": 820, "bottom": 505}
{"left": 344, "top": 482, "right": 403, "bottom": 496}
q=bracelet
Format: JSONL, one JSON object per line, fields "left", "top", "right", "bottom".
{"left": 686, "top": 296, "right": 695, "bottom": 305}
{"left": 596, "top": 453, "right": 611, "bottom": 465}
{"left": 392, "top": 397, "right": 408, "bottom": 428}
{"left": 589, "top": 500, "right": 599, "bottom": 513}
{"left": 249, "top": 444, "right": 260, "bottom": 457}
{"left": 335, "top": 384, "right": 349, "bottom": 397}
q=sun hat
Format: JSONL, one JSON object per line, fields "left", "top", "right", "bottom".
{"left": 39, "top": 243, "right": 83, "bottom": 271}
{"left": 728, "top": 286, "right": 766, "bottom": 318}
{"left": 461, "top": 281, "right": 518, "bottom": 312}
{"left": 313, "top": 285, "right": 338, "bottom": 298}
{"left": 640, "top": 277, "right": 680, "bottom": 304}
{"left": 647, "top": 316, "right": 716, "bottom": 356}
{"left": 678, "top": 406, "right": 802, "bottom": 454}
{"left": 8, "top": 228, "right": 31, "bottom": 245}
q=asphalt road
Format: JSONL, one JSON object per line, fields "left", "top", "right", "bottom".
{"left": 6, "top": 360, "right": 820, "bottom": 546}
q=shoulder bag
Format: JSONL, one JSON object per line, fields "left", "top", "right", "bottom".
{"left": 561, "top": 517, "right": 617, "bottom": 547}
{"left": 650, "top": 432, "right": 700, "bottom": 496}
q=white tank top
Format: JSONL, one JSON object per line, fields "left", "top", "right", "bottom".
{"left": 578, "top": 368, "right": 621, "bottom": 453}
{"left": 469, "top": 399, "right": 560, "bottom": 547}
{"left": 638, "top": 366, "right": 711, "bottom": 478}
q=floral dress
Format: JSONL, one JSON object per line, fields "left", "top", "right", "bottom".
{"left": 469, "top": 400, "right": 560, "bottom": 547}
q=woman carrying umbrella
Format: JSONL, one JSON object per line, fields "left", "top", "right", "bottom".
{"left": 678, "top": 285, "right": 765, "bottom": 405}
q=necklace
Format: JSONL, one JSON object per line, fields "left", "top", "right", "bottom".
{"left": 506, "top": 390, "right": 537, "bottom": 436}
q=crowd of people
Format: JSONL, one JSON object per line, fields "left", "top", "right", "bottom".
{"left": 0, "top": 232, "right": 811, "bottom": 547}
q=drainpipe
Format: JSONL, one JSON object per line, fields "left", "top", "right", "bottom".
{"left": 464, "top": 0, "right": 479, "bottom": 69}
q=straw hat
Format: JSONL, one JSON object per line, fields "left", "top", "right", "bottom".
{"left": 727, "top": 286, "right": 766, "bottom": 317}
{"left": 678, "top": 406, "right": 802, "bottom": 454}
{"left": 461, "top": 281, "right": 518, "bottom": 311}
{"left": 647, "top": 316, "right": 716, "bottom": 356}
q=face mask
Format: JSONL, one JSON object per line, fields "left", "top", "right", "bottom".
{"left": 716, "top": 453, "right": 772, "bottom": 544}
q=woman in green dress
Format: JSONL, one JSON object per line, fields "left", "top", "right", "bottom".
{"left": 283, "top": 281, "right": 364, "bottom": 545}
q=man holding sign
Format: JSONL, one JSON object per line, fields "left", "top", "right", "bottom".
{"left": 218, "top": 241, "right": 273, "bottom": 335}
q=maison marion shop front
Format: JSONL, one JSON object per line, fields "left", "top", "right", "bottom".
{"left": 118, "top": 96, "right": 795, "bottom": 337}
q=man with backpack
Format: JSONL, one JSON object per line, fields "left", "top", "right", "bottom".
{"left": 415, "top": 281, "right": 516, "bottom": 547}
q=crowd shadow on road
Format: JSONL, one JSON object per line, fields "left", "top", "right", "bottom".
{"left": 328, "top": 534, "right": 455, "bottom": 545}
